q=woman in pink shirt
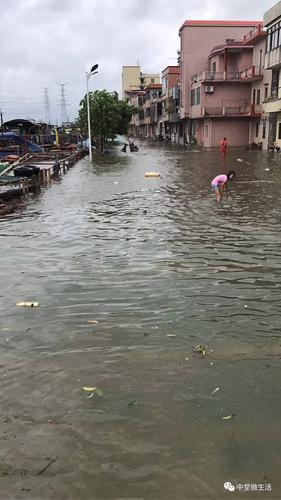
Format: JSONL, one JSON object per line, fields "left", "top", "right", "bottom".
{"left": 211, "top": 170, "right": 235, "bottom": 202}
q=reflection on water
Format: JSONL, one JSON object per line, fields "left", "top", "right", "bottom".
{"left": 0, "top": 143, "right": 280, "bottom": 499}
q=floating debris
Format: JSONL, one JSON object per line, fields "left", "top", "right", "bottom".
{"left": 237, "top": 158, "right": 243, "bottom": 162}
{"left": 194, "top": 344, "right": 208, "bottom": 356}
{"left": 144, "top": 172, "right": 160, "bottom": 178}
{"left": 16, "top": 301, "right": 40, "bottom": 307}
{"left": 166, "top": 334, "right": 177, "bottom": 337}
{"left": 222, "top": 413, "right": 237, "bottom": 420}
{"left": 82, "top": 386, "right": 103, "bottom": 398}
{"left": 87, "top": 320, "right": 99, "bottom": 324}
{"left": 211, "top": 387, "right": 220, "bottom": 395}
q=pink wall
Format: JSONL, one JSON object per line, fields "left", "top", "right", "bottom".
{"left": 180, "top": 23, "right": 259, "bottom": 116}
{"left": 209, "top": 119, "right": 250, "bottom": 147}
{"left": 202, "top": 82, "right": 251, "bottom": 107}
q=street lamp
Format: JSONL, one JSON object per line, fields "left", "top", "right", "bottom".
{"left": 86, "top": 63, "right": 98, "bottom": 161}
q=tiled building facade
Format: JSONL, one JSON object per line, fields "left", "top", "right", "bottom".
{"left": 126, "top": 18, "right": 273, "bottom": 149}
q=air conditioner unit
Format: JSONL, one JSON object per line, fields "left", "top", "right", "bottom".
{"left": 205, "top": 85, "right": 214, "bottom": 93}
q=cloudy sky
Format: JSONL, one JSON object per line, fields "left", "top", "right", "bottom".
{"left": 0, "top": 0, "right": 275, "bottom": 124}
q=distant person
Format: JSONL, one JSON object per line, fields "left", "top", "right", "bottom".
{"left": 211, "top": 170, "right": 235, "bottom": 202}
{"left": 220, "top": 137, "right": 228, "bottom": 157}
{"left": 128, "top": 137, "right": 134, "bottom": 147}
{"left": 121, "top": 143, "right": 128, "bottom": 153}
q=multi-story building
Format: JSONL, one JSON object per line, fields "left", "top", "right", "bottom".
{"left": 263, "top": 1, "right": 281, "bottom": 147}
{"left": 122, "top": 66, "right": 160, "bottom": 99}
{"left": 245, "top": 27, "right": 271, "bottom": 149}
{"left": 129, "top": 84, "right": 162, "bottom": 138}
{"left": 179, "top": 20, "right": 266, "bottom": 147}
{"left": 142, "top": 84, "right": 162, "bottom": 138}
{"left": 159, "top": 66, "right": 180, "bottom": 141}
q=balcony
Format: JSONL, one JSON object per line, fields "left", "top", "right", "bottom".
{"left": 263, "top": 98, "right": 281, "bottom": 113}
{"left": 264, "top": 47, "right": 281, "bottom": 70}
{"left": 202, "top": 104, "right": 260, "bottom": 117}
{"left": 144, "top": 116, "right": 151, "bottom": 124}
{"left": 191, "top": 66, "right": 262, "bottom": 85}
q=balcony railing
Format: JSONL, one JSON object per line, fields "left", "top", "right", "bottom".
{"left": 191, "top": 66, "right": 262, "bottom": 84}
{"left": 202, "top": 105, "right": 259, "bottom": 116}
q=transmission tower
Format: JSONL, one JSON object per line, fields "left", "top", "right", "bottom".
{"left": 59, "top": 83, "right": 68, "bottom": 125}
{"left": 43, "top": 87, "right": 52, "bottom": 124}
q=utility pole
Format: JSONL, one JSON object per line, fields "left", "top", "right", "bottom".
{"left": 59, "top": 83, "right": 68, "bottom": 126}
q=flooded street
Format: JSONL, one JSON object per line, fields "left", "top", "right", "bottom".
{"left": 0, "top": 142, "right": 281, "bottom": 499}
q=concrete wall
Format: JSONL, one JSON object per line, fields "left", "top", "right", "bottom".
{"left": 122, "top": 66, "right": 140, "bottom": 97}
{"left": 264, "top": 1, "right": 281, "bottom": 26}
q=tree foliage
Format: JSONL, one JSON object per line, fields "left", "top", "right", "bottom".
{"left": 76, "top": 90, "right": 137, "bottom": 150}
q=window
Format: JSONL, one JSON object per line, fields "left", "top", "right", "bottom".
{"left": 264, "top": 86, "right": 269, "bottom": 100}
{"left": 151, "top": 78, "right": 155, "bottom": 84}
{"left": 191, "top": 87, "right": 200, "bottom": 106}
{"left": 257, "top": 89, "right": 261, "bottom": 105}
{"left": 266, "top": 22, "right": 281, "bottom": 52}
{"left": 190, "top": 87, "right": 200, "bottom": 106}
{"left": 255, "top": 122, "right": 259, "bottom": 138}
{"left": 191, "top": 89, "right": 196, "bottom": 106}
{"left": 262, "top": 121, "right": 266, "bottom": 139}
{"left": 252, "top": 88, "right": 256, "bottom": 104}
{"left": 259, "top": 49, "right": 263, "bottom": 72}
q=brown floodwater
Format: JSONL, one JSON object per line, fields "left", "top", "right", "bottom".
{"left": 0, "top": 142, "right": 280, "bottom": 499}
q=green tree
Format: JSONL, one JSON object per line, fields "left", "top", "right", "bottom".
{"left": 77, "top": 90, "right": 137, "bottom": 151}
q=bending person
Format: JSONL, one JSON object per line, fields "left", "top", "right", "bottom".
{"left": 211, "top": 170, "right": 235, "bottom": 202}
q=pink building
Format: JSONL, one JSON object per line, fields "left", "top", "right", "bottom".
{"left": 179, "top": 20, "right": 265, "bottom": 147}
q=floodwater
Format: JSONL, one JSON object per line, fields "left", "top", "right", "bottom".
{"left": 0, "top": 142, "right": 281, "bottom": 500}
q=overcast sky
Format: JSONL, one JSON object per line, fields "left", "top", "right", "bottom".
{"left": 0, "top": 0, "right": 275, "bottom": 124}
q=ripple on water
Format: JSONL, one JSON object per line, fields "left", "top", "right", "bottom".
{"left": 0, "top": 146, "right": 281, "bottom": 498}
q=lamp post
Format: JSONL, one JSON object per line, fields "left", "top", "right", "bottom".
{"left": 86, "top": 63, "right": 98, "bottom": 161}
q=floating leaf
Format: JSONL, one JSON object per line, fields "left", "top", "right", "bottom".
{"left": 128, "top": 400, "right": 138, "bottom": 407}
{"left": 222, "top": 413, "right": 237, "bottom": 420}
{"left": 82, "top": 386, "right": 97, "bottom": 392}
{"left": 87, "top": 320, "right": 98, "bottom": 324}
{"left": 211, "top": 387, "right": 220, "bottom": 395}
{"left": 95, "top": 388, "right": 103, "bottom": 397}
